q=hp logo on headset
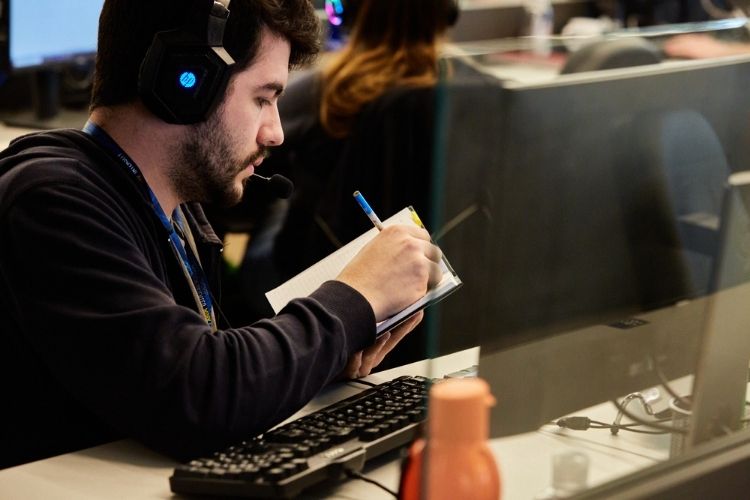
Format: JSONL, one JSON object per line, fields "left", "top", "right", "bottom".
{"left": 179, "top": 71, "right": 198, "bottom": 89}
{"left": 175, "top": 67, "right": 206, "bottom": 96}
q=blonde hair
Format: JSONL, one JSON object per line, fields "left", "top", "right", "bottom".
{"left": 319, "top": 0, "right": 450, "bottom": 138}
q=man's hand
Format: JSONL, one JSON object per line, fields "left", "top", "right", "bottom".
{"left": 340, "top": 311, "right": 424, "bottom": 379}
{"left": 336, "top": 224, "right": 443, "bottom": 321}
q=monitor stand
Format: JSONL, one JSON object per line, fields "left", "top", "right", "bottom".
{"left": 0, "top": 69, "right": 89, "bottom": 130}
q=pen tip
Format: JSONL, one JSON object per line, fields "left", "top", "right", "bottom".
{"left": 352, "top": 190, "right": 360, "bottom": 197}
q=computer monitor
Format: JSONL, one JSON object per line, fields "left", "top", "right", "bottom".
{"left": 426, "top": 53, "right": 750, "bottom": 435}
{"left": 469, "top": 55, "right": 750, "bottom": 345}
{"left": 687, "top": 171, "right": 750, "bottom": 450}
{"left": 569, "top": 171, "right": 750, "bottom": 499}
{"left": 1, "top": 0, "right": 103, "bottom": 129}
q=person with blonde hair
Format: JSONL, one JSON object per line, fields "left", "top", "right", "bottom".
{"left": 319, "top": 0, "right": 459, "bottom": 138}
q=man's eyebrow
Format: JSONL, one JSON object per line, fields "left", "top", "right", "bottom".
{"left": 256, "top": 82, "right": 285, "bottom": 96}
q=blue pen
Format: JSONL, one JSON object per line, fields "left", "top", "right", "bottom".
{"left": 353, "top": 190, "right": 383, "bottom": 230}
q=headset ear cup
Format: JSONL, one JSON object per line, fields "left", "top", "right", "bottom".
{"left": 138, "top": 34, "right": 232, "bottom": 124}
{"left": 138, "top": 31, "right": 233, "bottom": 124}
{"left": 137, "top": 0, "right": 235, "bottom": 125}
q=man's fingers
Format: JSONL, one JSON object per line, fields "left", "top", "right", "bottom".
{"left": 350, "top": 310, "right": 424, "bottom": 378}
{"left": 371, "top": 311, "right": 424, "bottom": 368}
{"left": 401, "top": 224, "right": 432, "bottom": 241}
{"left": 374, "top": 311, "right": 424, "bottom": 368}
{"left": 358, "top": 332, "right": 391, "bottom": 377}
{"left": 420, "top": 241, "right": 443, "bottom": 289}
{"left": 424, "top": 241, "right": 442, "bottom": 263}
{"left": 344, "top": 351, "right": 362, "bottom": 379}
{"left": 427, "top": 260, "right": 443, "bottom": 289}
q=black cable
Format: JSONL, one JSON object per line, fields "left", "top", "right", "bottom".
{"left": 596, "top": 419, "right": 670, "bottom": 429}
{"left": 620, "top": 419, "right": 670, "bottom": 428}
{"left": 588, "top": 419, "right": 614, "bottom": 427}
{"left": 650, "top": 355, "right": 750, "bottom": 433}
{"left": 344, "top": 469, "right": 398, "bottom": 498}
{"left": 620, "top": 427, "right": 671, "bottom": 435}
{"left": 650, "top": 354, "right": 691, "bottom": 408}
{"left": 589, "top": 419, "right": 671, "bottom": 435}
{"left": 348, "top": 378, "right": 379, "bottom": 388}
{"left": 610, "top": 398, "right": 688, "bottom": 434}
{"left": 553, "top": 416, "right": 672, "bottom": 434}
{"left": 553, "top": 416, "right": 595, "bottom": 430}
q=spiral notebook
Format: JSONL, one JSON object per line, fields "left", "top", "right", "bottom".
{"left": 265, "top": 206, "right": 462, "bottom": 334}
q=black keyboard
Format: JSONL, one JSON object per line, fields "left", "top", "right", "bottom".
{"left": 169, "top": 375, "right": 431, "bottom": 498}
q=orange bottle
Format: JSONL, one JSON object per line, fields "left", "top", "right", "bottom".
{"left": 399, "top": 377, "right": 500, "bottom": 500}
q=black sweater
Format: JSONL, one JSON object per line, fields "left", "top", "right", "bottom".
{"left": 0, "top": 130, "right": 376, "bottom": 468}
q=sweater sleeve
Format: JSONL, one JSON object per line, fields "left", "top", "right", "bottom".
{"left": 0, "top": 174, "right": 377, "bottom": 460}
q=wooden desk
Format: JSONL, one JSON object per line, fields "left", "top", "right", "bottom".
{"left": 0, "top": 347, "right": 677, "bottom": 499}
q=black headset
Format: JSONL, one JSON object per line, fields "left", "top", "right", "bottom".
{"left": 138, "top": 0, "right": 235, "bottom": 125}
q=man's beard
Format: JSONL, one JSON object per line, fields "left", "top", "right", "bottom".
{"left": 169, "top": 112, "right": 267, "bottom": 208}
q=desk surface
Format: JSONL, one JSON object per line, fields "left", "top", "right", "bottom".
{"left": 0, "top": 347, "right": 675, "bottom": 500}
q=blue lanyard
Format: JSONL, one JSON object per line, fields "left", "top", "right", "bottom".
{"left": 82, "top": 121, "right": 215, "bottom": 330}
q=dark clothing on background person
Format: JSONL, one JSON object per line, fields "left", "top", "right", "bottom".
{"left": 0, "top": 130, "right": 376, "bottom": 468}
{"left": 269, "top": 59, "right": 493, "bottom": 282}
{"left": 271, "top": 72, "right": 438, "bottom": 281}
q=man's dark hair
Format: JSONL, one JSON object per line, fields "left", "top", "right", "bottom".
{"left": 90, "top": 0, "right": 320, "bottom": 110}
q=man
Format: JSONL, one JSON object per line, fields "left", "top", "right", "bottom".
{"left": 0, "top": 0, "right": 442, "bottom": 468}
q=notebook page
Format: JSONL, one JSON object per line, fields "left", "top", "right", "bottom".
{"left": 266, "top": 207, "right": 417, "bottom": 313}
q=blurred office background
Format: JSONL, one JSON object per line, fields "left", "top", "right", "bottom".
{"left": 5, "top": 1, "right": 750, "bottom": 496}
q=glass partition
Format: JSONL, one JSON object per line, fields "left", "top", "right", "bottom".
{"left": 421, "top": 37, "right": 750, "bottom": 499}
